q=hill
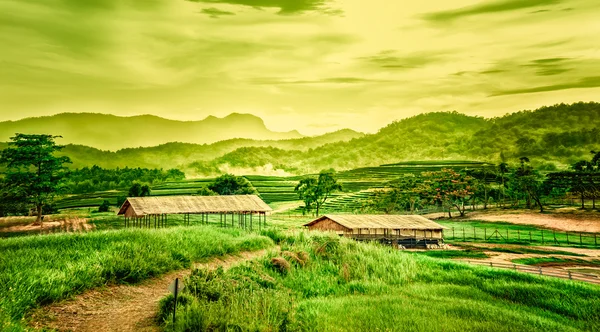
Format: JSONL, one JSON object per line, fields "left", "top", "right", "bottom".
{"left": 0, "top": 113, "right": 303, "bottom": 150}
{"left": 187, "top": 102, "right": 600, "bottom": 174}
{"left": 48, "top": 129, "right": 364, "bottom": 169}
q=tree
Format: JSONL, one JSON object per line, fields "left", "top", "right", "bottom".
{"left": 197, "top": 186, "right": 218, "bottom": 196}
{"left": 512, "top": 157, "right": 545, "bottom": 212}
{"left": 208, "top": 174, "right": 256, "bottom": 195}
{"left": 420, "top": 168, "right": 475, "bottom": 218}
{"left": 367, "top": 175, "right": 424, "bottom": 214}
{"left": 97, "top": 200, "right": 111, "bottom": 212}
{"left": 128, "top": 183, "right": 151, "bottom": 197}
{"left": 295, "top": 169, "right": 342, "bottom": 216}
{"left": 0, "top": 134, "right": 71, "bottom": 224}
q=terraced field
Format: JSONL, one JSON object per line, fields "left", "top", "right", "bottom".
{"left": 55, "top": 161, "right": 489, "bottom": 211}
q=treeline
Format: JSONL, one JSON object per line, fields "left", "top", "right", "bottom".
{"left": 63, "top": 166, "right": 185, "bottom": 194}
{"left": 364, "top": 151, "right": 600, "bottom": 217}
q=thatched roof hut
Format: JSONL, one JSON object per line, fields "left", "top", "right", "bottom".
{"left": 117, "top": 195, "right": 271, "bottom": 218}
{"left": 304, "top": 214, "right": 447, "bottom": 243}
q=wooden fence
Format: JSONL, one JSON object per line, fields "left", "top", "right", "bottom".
{"left": 465, "top": 260, "right": 600, "bottom": 285}
{"left": 447, "top": 226, "right": 599, "bottom": 247}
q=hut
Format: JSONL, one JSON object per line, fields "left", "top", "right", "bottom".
{"left": 304, "top": 214, "right": 447, "bottom": 248}
{"left": 117, "top": 195, "right": 271, "bottom": 229}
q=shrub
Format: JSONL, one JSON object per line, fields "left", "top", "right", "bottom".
{"left": 270, "top": 257, "right": 291, "bottom": 275}
{"left": 97, "top": 200, "right": 111, "bottom": 213}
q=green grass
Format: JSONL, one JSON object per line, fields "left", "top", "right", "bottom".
{"left": 458, "top": 244, "right": 587, "bottom": 256}
{"left": 439, "top": 219, "right": 600, "bottom": 248}
{"left": 408, "top": 249, "right": 489, "bottom": 259}
{"left": 161, "top": 232, "right": 600, "bottom": 331}
{"left": 0, "top": 226, "right": 273, "bottom": 330}
{"left": 512, "top": 257, "right": 600, "bottom": 267}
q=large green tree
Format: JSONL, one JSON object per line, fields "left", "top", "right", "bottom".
{"left": 208, "top": 174, "right": 256, "bottom": 195}
{"left": 0, "top": 134, "right": 71, "bottom": 223}
{"left": 421, "top": 168, "right": 475, "bottom": 218}
{"left": 295, "top": 169, "right": 342, "bottom": 216}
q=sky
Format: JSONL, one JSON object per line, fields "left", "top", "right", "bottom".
{"left": 1, "top": 0, "right": 600, "bottom": 135}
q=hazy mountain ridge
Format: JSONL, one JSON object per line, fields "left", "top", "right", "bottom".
{"left": 1, "top": 102, "right": 598, "bottom": 175}
{"left": 0, "top": 112, "right": 303, "bottom": 150}
{"left": 187, "top": 102, "right": 600, "bottom": 175}
{"left": 43, "top": 128, "right": 365, "bottom": 169}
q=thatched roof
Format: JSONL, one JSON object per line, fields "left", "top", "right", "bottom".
{"left": 117, "top": 195, "right": 272, "bottom": 217}
{"left": 304, "top": 214, "right": 447, "bottom": 230}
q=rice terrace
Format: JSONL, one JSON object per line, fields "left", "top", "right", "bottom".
{"left": 3, "top": 1, "right": 600, "bottom": 331}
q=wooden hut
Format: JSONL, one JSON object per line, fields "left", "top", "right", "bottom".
{"left": 117, "top": 195, "right": 271, "bottom": 229}
{"left": 304, "top": 214, "right": 447, "bottom": 247}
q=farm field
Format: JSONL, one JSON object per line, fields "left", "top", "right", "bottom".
{"left": 157, "top": 232, "right": 600, "bottom": 331}
{"left": 54, "top": 160, "right": 490, "bottom": 210}
{"left": 0, "top": 226, "right": 273, "bottom": 330}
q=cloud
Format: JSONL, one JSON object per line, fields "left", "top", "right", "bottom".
{"left": 493, "top": 76, "right": 600, "bottom": 96}
{"left": 423, "top": 0, "right": 563, "bottom": 23}
{"left": 201, "top": 7, "right": 236, "bottom": 18}
{"left": 187, "top": 0, "right": 335, "bottom": 15}
{"left": 358, "top": 50, "right": 445, "bottom": 70}
{"left": 248, "top": 77, "right": 393, "bottom": 85}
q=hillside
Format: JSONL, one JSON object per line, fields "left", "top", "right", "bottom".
{"left": 2, "top": 102, "right": 598, "bottom": 175}
{"left": 49, "top": 129, "right": 365, "bottom": 169}
{"left": 0, "top": 113, "right": 303, "bottom": 150}
{"left": 188, "top": 102, "right": 600, "bottom": 174}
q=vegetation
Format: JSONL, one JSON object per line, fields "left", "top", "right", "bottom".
{"left": 128, "top": 182, "right": 151, "bottom": 197}
{"left": 295, "top": 169, "right": 342, "bottom": 216}
{"left": 408, "top": 249, "right": 489, "bottom": 259}
{"left": 204, "top": 174, "right": 257, "bottom": 195}
{"left": 160, "top": 232, "right": 600, "bottom": 331}
{"left": 512, "top": 257, "right": 600, "bottom": 267}
{"left": 0, "top": 134, "right": 71, "bottom": 222}
{"left": 0, "top": 226, "right": 273, "bottom": 330}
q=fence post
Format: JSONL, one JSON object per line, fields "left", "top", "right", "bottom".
{"left": 566, "top": 231, "right": 569, "bottom": 245}
{"left": 452, "top": 227, "right": 455, "bottom": 240}
{"left": 473, "top": 227, "right": 476, "bottom": 242}
{"left": 580, "top": 233, "right": 582, "bottom": 245}
{"left": 595, "top": 234, "right": 597, "bottom": 246}
{"left": 518, "top": 230, "right": 520, "bottom": 241}
{"left": 529, "top": 231, "right": 532, "bottom": 243}
{"left": 484, "top": 228, "right": 487, "bottom": 240}
{"left": 489, "top": 262, "right": 493, "bottom": 267}
{"left": 513, "top": 264, "right": 517, "bottom": 271}
{"left": 463, "top": 228, "right": 465, "bottom": 242}
{"left": 506, "top": 229, "right": 509, "bottom": 241}
{"left": 568, "top": 271, "right": 572, "bottom": 280}
{"left": 541, "top": 230, "right": 544, "bottom": 244}
{"left": 539, "top": 267, "right": 542, "bottom": 275}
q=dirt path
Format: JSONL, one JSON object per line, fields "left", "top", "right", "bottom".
{"left": 29, "top": 248, "right": 274, "bottom": 332}
{"left": 466, "top": 211, "right": 600, "bottom": 233}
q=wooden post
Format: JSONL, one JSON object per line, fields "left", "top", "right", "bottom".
{"left": 250, "top": 212, "right": 253, "bottom": 231}
{"left": 518, "top": 229, "right": 520, "bottom": 241}
{"left": 473, "top": 227, "right": 476, "bottom": 241}
{"left": 595, "top": 233, "right": 597, "bottom": 246}
{"left": 452, "top": 227, "right": 454, "bottom": 240}
{"left": 463, "top": 228, "right": 465, "bottom": 242}
{"left": 566, "top": 231, "right": 569, "bottom": 245}
{"left": 580, "top": 233, "right": 582, "bottom": 245}
{"left": 529, "top": 231, "right": 532, "bottom": 242}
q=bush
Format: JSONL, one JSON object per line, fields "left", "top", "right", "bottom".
{"left": 97, "top": 200, "right": 111, "bottom": 213}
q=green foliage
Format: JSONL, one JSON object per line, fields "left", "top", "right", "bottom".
{"left": 0, "top": 134, "right": 71, "bottom": 221}
{"left": 165, "top": 232, "right": 600, "bottom": 331}
{"left": 196, "top": 186, "right": 217, "bottom": 196}
{"left": 294, "top": 169, "right": 341, "bottom": 216}
{"left": 128, "top": 182, "right": 151, "bottom": 197}
{"left": 409, "top": 249, "right": 489, "bottom": 259}
{"left": 97, "top": 200, "right": 111, "bottom": 212}
{"left": 0, "top": 226, "right": 273, "bottom": 328}
{"left": 207, "top": 174, "right": 257, "bottom": 195}
{"left": 421, "top": 168, "right": 475, "bottom": 217}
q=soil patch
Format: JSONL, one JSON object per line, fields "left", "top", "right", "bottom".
{"left": 466, "top": 211, "right": 600, "bottom": 233}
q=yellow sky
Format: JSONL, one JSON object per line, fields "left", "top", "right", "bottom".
{"left": 1, "top": 0, "right": 600, "bottom": 135}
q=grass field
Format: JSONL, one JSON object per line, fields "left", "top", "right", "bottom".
{"left": 512, "top": 257, "right": 600, "bottom": 267}
{"left": 159, "top": 232, "right": 600, "bottom": 331}
{"left": 438, "top": 219, "right": 600, "bottom": 248}
{"left": 0, "top": 226, "right": 273, "bottom": 330}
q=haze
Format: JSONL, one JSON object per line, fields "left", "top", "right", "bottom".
{"left": 1, "top": 0, "right": 599, "bottom": 135}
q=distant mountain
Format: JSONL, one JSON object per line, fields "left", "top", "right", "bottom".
{"left": 44, "top": 129, "right": 365, "bottom": 169}
{"left": 0, "top": 113, "right": 303, "bottom": 150}
{"left": 186, "top": 102, "right": 600, "bottom": 175}
{"left": 2, "top": 102, "right": 599, "bottom": 176}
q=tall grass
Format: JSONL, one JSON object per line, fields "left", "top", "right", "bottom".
{"left": 163, "top": 232, "right": 600, "bottom": 331}
{"left": 0, "top": 226, "right": 273, "bottom": 330}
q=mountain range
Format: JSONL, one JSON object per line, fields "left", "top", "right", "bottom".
{"left": 0, "top": 113, "right": 303, "bottom": 150}
{"left": 1, "top": 102, "right": 599, "bottom": 175}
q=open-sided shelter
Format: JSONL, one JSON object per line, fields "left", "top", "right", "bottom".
{"left": 117, "top": 195, "right": 271, "bottom": 229}
{"left": 304, "top": 214, "right": 447, "bottom": 247}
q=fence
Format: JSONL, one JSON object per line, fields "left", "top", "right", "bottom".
{"left": 465, "top": 260, "right": 600, "bottom": 285}
{"left": 446, "top": 226, "right": 599, "bottom": 247}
